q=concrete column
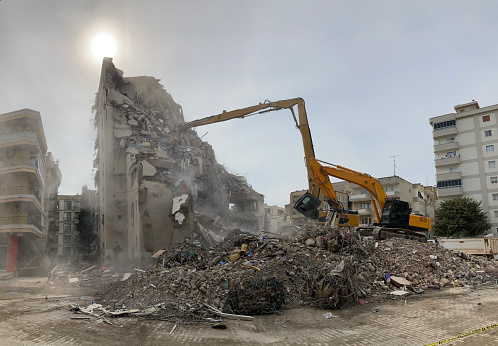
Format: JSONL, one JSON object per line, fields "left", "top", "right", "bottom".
{"left": 6, "top": 235, "right": 18, "bottom": 273}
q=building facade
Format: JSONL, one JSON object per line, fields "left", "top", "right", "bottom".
{"left": 430, "top": 100, "right": 498, "bottom": 235}
{"left": 264, "top": 204, "right": 288, "bottom": 234}
{"left": 0, "top": 109, "right": 57, "bottom": 274}
{"left": 55, "top": 195, "right": 81, "bottom": 261}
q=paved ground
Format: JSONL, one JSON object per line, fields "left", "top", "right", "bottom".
{"left": 0, "top": 278, "right": 497, "bottom": 345}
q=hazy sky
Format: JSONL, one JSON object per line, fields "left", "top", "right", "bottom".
{"left": 2, "top": 1, "right": 498, "bottom": 207}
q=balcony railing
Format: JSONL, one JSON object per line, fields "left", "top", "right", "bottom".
{"left": 0, "top": 157, "right": 45, "bottom": 183}
{"left": 350, "top": 194, "right": 369, "bottom": 201}
{"left": 433, "top": 126, "right": 457, "bottom": 138}
{"left": 0, "top": 215, "right": 42, "bottom": 231}
{"left": 434, "top": 141, "right": 459, "bottom": 152}
{"left": 0, "top": 186, "right": 41, "bottom": 202}
{"left": 0, "top": 124, "right": 33, "bottom": 136}
{"left": 437, "top": 186, "right": 463, "bottom": 197}
{"left": 435, "top": 155, "right": 460, "bottom": 167}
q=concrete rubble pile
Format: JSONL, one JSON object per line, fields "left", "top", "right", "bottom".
{"left": 369, "top": 237, "right": 498, "bottom": 289}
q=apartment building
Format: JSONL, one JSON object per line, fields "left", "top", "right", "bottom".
{"left": 0, "top": 109, "right": 58, "bottom": 274}
{"left": 264, "top": 204, "right": 288, "bottom": 233}
{"left": 430, "top": 100, "right": 498, "bottom": 235}
{"left": 349, "top": 176, "right": 435, "bottom": 227}
{"left": 55, "top": 195, "right": 81, "bottom": 261}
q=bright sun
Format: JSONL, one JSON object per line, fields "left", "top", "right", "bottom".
{"left": 92, "top": 33, "right": 116, "bottom": 60}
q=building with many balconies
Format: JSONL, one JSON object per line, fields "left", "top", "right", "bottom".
{"left": 0, "top": 109, "right": 58, "bottom": 275}
{"left": 55, "top": 195, "right": 81, "bottom": 261}
{"left": 430, "top": 100, "right": 498, "bottom": 235}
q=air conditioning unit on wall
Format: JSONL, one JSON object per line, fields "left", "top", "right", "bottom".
{"left": 14, "top": 202, "right": 24, "bottom": 211}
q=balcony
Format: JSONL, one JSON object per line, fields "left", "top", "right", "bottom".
{"left": 358, "top": 208, "right": 372, "bottom": 215}
{"left": 386, "top": 190, "right": 400, "bottom": 199}
{"left": 0, "top": 215, "right": 43, "bottom": 237}
{"left": 437, "top": 186, "right": 463, "bottom": 198}
{"left": 435, "top": 156, "right": 460, "bottom": 167}
{"left": 0, "top": 186, "right": 42, "bottom": 209}
{"left": 436, "top": 172, "right": 462, "bottom": 181}
{"left": 434, "top": 141, "right": 459, "bottom": 152}
{"left": 350, "top": 194, "right": 369, "bottom": 202}
{"left": 0, "top": 157, "right": 45, "bottom": 185}
{"left": 433, "top": 126, "right": 457, "bottom": 139}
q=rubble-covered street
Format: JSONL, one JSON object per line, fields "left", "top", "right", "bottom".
{"left": 2, "top": 227, "right": 498, "bottom": 345}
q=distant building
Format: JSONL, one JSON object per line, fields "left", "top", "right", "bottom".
{"left": 430, "top": 100, "right": 498, "bottom": 235}
{"left": 56, "top": 195, "right": 81, "bottom": 261}
{"left": 0, "top": 109, "right": 59, "bottom": 275}
{"left": 264, "top": 204, "right": 288, "bottom": 234}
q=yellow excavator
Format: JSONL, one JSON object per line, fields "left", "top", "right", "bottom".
{"left": 185, "top": 98, "right": 430, "bottom": 241}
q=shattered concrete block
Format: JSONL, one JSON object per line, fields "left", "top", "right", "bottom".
{"left": 141, "top": 160, "right": 157, "bottom": 177}
{"left": 114, "top": 123, "right": 132, "bottom": 138}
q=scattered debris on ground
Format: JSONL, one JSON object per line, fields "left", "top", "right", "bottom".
{"left": 65, "top": 226, "right": 497, "bottom": 325}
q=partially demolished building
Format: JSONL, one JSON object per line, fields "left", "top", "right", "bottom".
{"left": 94, "top": 58, "right": 264, "bottom": 263}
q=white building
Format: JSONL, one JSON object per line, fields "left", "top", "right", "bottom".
{"left": 429, "top": 100, "right": 498, "bottom": 235}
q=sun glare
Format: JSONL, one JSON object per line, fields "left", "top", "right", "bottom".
{"left": 92, "top": 33, "right": 116, "bottom": 60}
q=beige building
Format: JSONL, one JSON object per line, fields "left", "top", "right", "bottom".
{"left": 0, "top": 109, "right": 58, "bottom": 274}
{"left": 430, "top": 100, "right": 498, "bottom": 235}
{"left": 264, "top": 204, "right": 288, "bottom": 234}
{"left": 55, "top": 195, "right": 81, "bottom": 261}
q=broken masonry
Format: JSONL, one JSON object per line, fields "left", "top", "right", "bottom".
{"left": 93, "top": 58, "right": 264, "bottom": 264}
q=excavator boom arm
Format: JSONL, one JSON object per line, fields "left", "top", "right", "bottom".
{"left": 309, "top": 158, "right": 389, "bottom": 222}
{"left": 185, "top": 98, "right": 341, "bottom": 209}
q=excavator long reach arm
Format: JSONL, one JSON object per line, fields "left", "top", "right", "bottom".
{"left": 185, "top": 98, "right": 343, "bottom": 212}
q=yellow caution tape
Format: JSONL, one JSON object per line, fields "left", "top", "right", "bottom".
{"left": 425, "top": 322, "right": 498, "bottom": 346}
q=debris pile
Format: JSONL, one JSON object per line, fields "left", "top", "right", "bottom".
{"left": 370, "top": 237, "right": 498, "bottom": 289}
{"left": 83, "top": 228, "right": 498, "bottom": 323}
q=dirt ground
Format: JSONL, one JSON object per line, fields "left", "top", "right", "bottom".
{"left": 1, "top": 276, "right": 498, "bottom": 346}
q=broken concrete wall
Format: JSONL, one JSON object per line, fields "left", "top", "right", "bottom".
{"left": 94, "top": 58, "right": 265, "bottom": 264}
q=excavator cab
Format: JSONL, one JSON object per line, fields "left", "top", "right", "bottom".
{"left": 377, "top": 199, "right": 411, "bottom": 227}
{"left": 293, "top": 192, "right": 321, "bottom": 219}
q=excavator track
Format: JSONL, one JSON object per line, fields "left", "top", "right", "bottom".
{"left": 356, "top": 226, "right": 427, "bottom": 243}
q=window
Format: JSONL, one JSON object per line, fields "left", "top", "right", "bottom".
{"left": 494, "top": 210, "right": 498, "bottom": 218}
{"left": 487, "top": 145, "right": 494, "bottom": 153}
{"left": 446, "top": 137, "right": 455, "bottom": 143}
{"left": 447, "top": 151, "right": 456, "bottom": 157}
{"left": 63, "top": 235, "right": 71, "bottom": 245}
{"left": 491, "top": 177, "right": 498, "bottom": 184}
{"left": 63, "top": 223, "right": 71, "bottom": 233}
{"left": 361, "top": 203, "right": 371, "bottom": 209}
{"left": 74, "top": 201, "right": 79, "bottom": 208}
{"left": 74, "top": 212, "right": 79, "bottom": 220}
{"left": 437, "top": 179, "right": 462, "bottom": 189}
{"left": 361, "top": 217, "right": 372, "bottom": 224}
{"left": 490, "top": 161, "right": 496, "bottom": 168}
{"left": 485, "top": 130, "right": 492, "bottom": 137}
{"left": 385, "top": 186, "right": 394, "bottom": 192}
{"left": 493, "top": 194, "right": 498, "bottom": 201}
{"left": 433, "top": 119, "right": 456, "bottom": 130}
{"left": 483, "top": 115, "right": 490, "bottom": 122}
{"left": 63, "top": 212, "right": 71, "bottom": 221}
{"left": 64, "top": 201, "right": 72, "bottom": 210}
{"left": 360, "top": 189, "right": 368, "bottom": 195}
{"left": 449, "top": 167, "right": 458, "bottom": 173}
